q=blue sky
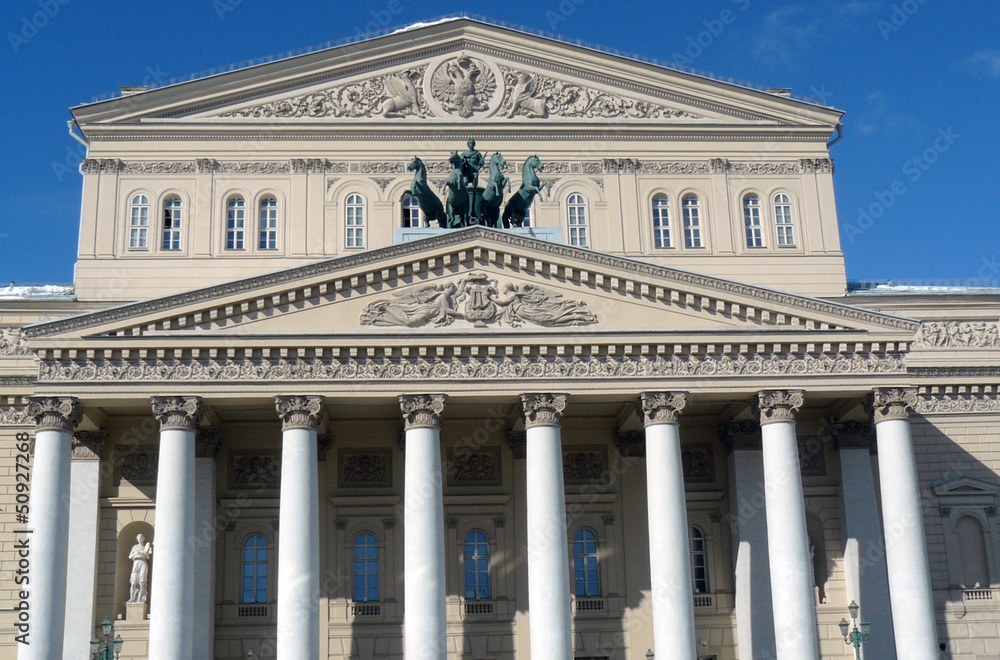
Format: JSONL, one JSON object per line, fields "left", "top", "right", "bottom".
{"left": 1, "top": 0, "right": 997, "bottom": 287}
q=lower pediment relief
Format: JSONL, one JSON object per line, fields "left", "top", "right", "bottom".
{"left": 37, "top": 350, "right": 904, "bottom": 384}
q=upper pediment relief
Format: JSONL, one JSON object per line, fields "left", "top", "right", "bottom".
{"left": 213, "top": 52, "right": 710, "bottom": 123}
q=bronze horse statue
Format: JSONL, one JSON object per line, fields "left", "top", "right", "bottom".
{"left": 478, "top": 152, "right": 508, "bottom": 228}
{"left": 502, "top": 155, "right": 549, "bottom": 228}
{"left": 445, "top": 152, "right": 470, "bottom": 228}
{"left": 407, "top": 156, "right": 447, "bottom": 227}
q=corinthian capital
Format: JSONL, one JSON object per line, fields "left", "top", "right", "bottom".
{"left": 26, "top": 396, "right": 81, "bottom": 432}
{"left": 399, "top": 394, "right": 446, "bottom": 430}
{"left": 520, "top": 393, "right": 567, "bottom": 429}
{"left": 871, "top": 388, "right": 918, "bottom": 423}
{"left": 275, "top": 395, "right": 324, "bottom": 430}
{"left": 151, "top": 396, "right": 203, "bottom": 431}
{"left": 757, "top": 390, "right": 804, "bottom": 425}
{"left": 639, "top": 391, "right": 687, "bottom": 426}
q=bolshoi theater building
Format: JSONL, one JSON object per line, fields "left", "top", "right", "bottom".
{"left": 3, "top": 16, "right": 1000, "bottom": 660}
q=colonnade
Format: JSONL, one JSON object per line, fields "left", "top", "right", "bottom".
{"left": 22, "top": 387, "right": 938, "bottom": 660}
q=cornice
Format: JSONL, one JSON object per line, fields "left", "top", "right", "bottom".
{"left": 26, "top": 228, "right": 918, "bottom": 339}
{"left": 36, "top": 351, "right": 906, "bottom": 384}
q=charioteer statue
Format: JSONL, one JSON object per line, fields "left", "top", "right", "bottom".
{"left": 406, "top": 140, "right": 546, "bottom": 230}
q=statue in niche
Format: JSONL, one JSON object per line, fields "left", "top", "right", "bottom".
{"left": 127, "top": 533, "right": 153, "bottom": 603}
{"left": 502, "top": 155, "right": 549, "bottom": 228}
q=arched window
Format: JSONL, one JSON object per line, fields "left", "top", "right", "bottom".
{"left": 241, "top": 534, "right": 268, "bottom": 604}
{"left": 957, "top": 516, "right": 991, "bottom": 588}
{"left": 682, "top": 194, "right": 702, "bottom": 248}
{"left": 573, "top": 528, "right": 601, "bottom": 597}
{"left": 353, "top": 532, "right": 379, "bottom": 602}
{"left": 226, "top": 196, "right": 245, "bottom": 250}
{"left": 128, "top": 194, "right": 149, "bottom": 249}
{"left": 690, "top": 526, "right": 709, "bottom": 594}
{"left": 567, "top": 194, "right": 587, "bottom": 247}
{"left": 401, "top": 194, "right": 421, "bottom": 228}
{"left": 162, "top": 196, "right": 182, "bottom": 251}
{"left": 773, "top": 193, "right": 795, "bottom": 246}
{"left": 652, "top": 195, "right": 671, "bottom": 248}
{"left": 464, "top": 530, "right": 491, "bottom": 600}
{"left": 258, "top": 196, "right": 278, "bottom": 250}
{"left": 346, "top": 193, "right": 365, "bottom": 248}
{"left": 743, "top": 194, "right": 763, "bottom": 248}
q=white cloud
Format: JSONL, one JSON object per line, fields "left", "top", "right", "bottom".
{"left": 966, "top": 49, "right": 1000, "bottom": 78}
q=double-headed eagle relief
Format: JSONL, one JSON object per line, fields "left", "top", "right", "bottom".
{"left": 407, "top": 141, "right": 546, "bottom": 230}
{"left": 221, "top": 53, "right": 703, "bottom": 120}
{"left": 359, "top": 272, "right": 598, "bottom": 329}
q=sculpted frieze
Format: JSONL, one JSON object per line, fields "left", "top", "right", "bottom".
{"left": 499, "top": 66, "right": 701, "bottom": 120}
{"left": 120, "top": 161, "right": 196, "bottom": 175}
{"left": 429, "top": 55, "right": 497, "bottom": 118}
{"left": 359, "top": 272, "right": 597, "bottom": 328}
{"left": 38, "top": 351, "right": 905, "bottom": 384}
{"left": 917, "top": 394, "right": 1000, "bottom": 414}
{"left": 0, "top": 327, "right": 31, "bottom": 356}
{"left": 0, "top": 406, "right": 30, "bottom": 427}
{"left": 913, "top": 321, "right": 1000, "bottom": 348}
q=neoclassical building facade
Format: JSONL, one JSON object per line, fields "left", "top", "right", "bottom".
{"left": 2, "top": 17, "right": 1000, "bottom": 660}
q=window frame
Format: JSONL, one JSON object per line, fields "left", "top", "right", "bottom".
{"left": 352, "top": 531, "right": 380, "bottom": 603}
{"left": 258, "top": 195, "right": 279, "bottom": 251}
{"left": 772, "top": 192, "right": 796, "bottom": 247}
{"left": 463, "top": 529, "right": 491, "bottom": 601}
{"left": 572, "top": 527, "right": 601, "bottom": 598}
{"left": 743, "top": 193, "right": 764, "bottom": 248}
{"left": 682, "top": 193, "right": 704, "bottom": 248}
{"left": 345, "top": 193, "right": 365, "bottom": 249}
{"left": 567, "top": 193, "right": 588, "bottom": 248}
{"left": 240, "top": 533, "right": 269, "bottom": 604}
{"left": 161, "top": 195, "right": 183, "bottom": 251}
{"left": 225, "top": 195, "right": 246, "bottom": 251}
{"left": 651, "top": 194, "right": 671, "bottom": 249}
{"left": 127, "top": 193, "right": 150, "bottom": 251}
{"left": 401, "top": 193, "right": 422, "bottom": 229}
{"left": 690, "top": 525, "right": 710, "bottom": 594}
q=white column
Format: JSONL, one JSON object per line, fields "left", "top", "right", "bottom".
{"left": 758, "top": 390, "right": 819, "bottom": 660}
{"left": 148, "top": 396, "right": 202, "bottom": 660}
{"left": 274, "top": 396, "right": 324, "bottom": 660}
{"left": 62, "top": 431, "right": 106, "bottom": 660}
{"left": 724, "top": 421, "right": 776, "bottom": 660}
{"left": 23, "top": 397, "right": 80, "bottom": 660}
{"left": 640, "top": 392, "right": 696, "bottom": 660}
{"left": 522, "top": 393, "right": 572, "bottom": 660}
{"left": 873, "top": 388, "right": 938, "bottom": 660}
{"left": 834, "top": 421, "right": 895, "bottom": 660}
{"left": 193, "top": 429, "right": 221, "bottom": 660}
{"left": 400, "top": 394, "right": 448, "bottom": 660}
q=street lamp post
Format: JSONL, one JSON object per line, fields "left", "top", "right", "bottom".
{"left": 839, "top": 600, "right": 871, "bottom": 660}
{"left": 89, "top": 617, "right": 124, "bottom": 660}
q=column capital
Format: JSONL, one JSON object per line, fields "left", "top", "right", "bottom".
{"left": 151, "top": 396, "right": 204, "bottom": 431}
{"left": 520, "top": 393, "right": 567, "bottom": 428}
{"left": 195, "top": 427, "right": 223, "bottom": 458}
{"left": 275, "top": 395, "right": 324, "bottom": 430}
{"left": 830, "top": 420, "right": 875, "bottom": 452}
{"left": 756, "top": 390, "right": 804, "bottom": 425}
{"left": 720, "top": 419, "right": 762, "bottom": 452}
{"left": 26, "top": 396, "right": 82, "bottom": 432}
{"left": 871, "top": 387, "right": 918, "bottom": 423}
{"left": 639, "top": 391, "right": 687, "bottom": 426}
{"left": 72, "top": 429, "right": 108, "bottom": 460}
{"left": 399, "top": 394, "right": 446, "bottom": 430}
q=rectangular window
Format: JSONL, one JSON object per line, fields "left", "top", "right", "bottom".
{"left": 129, "top": 208, "right": 148, "bottom": 250}
{"left": 226, "top": 206, "right": 245, "bottom": 250}
{"left": 259, "top": 199, "right": 278, "bottom": 250}
{"left": 162, "top": 201, "right": 181, "bottom": 251}
{"left": 683, "top": 199, "right": 702, "bottom": 248}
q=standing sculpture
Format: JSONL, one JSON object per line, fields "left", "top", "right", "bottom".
{"left": 127, "top": 533, "right": 153, "bottom": 603}
{"left": 445, "top": 152, "right": 470, "bottom": 228}
{"left": 479, "top": 152, "right": 509, "bottom": 228}
{"left": 460, "top": 139, "right": 485, "bottom": 187}
{"left": 502, "top": 155, "right": 549, "bottom": 228}
{"left": 407, "top": 156, "right": 447, "bottom": 227}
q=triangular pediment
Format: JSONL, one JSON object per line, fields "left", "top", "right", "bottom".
{"left": 27, "top": 228, "right": 915, "bottom": 345}
{"left": 934, "top": 477, "right": 1000, "bottom": 498}
{"left": 72, "top": 18, "right": 841, "bottom": 131}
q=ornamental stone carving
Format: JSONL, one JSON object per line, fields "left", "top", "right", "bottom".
{"left": 429, "top": 55, "right": 497, "bottom": 118}
{"left": 26, "top": 397, "right": 81, "bottom": 432}
{"left": 230, "top": 453, "right": 281, "bottom": 488}
{"left": 340, "top": 451, "right": 391, "bottom": 486}
{"left": 682, "top": 447, "right": 715, "bottom": 483}
{"left": 359, "top": 272, "right": 597, "bottom": 328}
{"left": 871, "top": 388, "right": 918, "bottom": 423}
{"left": 639, "top": 391, "right": 687, "bottom": 426}
{"left": 721, "top": 419, "right": 762, "bottom": 451}
{"left": 447, "top": 448, "right": 501, "bottom": 485}
{"left": 563, "top": 449, "right": 607, "bottom": 484}
{"left": 614, "top": 430, "right": 645, "bottom": 457}
{"left": 151, "top": 396, "right": 203, "bottom": 431}
{"left": 0, "top": 405, "right": 30, "bottom": 427}
{"left": 797, "top": 437, "right": 826, "bottom": 476}
{"left": 274, "top": 395, "right": 324, "bottom": 430}
{"left": 72, "top": 430, "right": 108, "bottom": 460}
{"left": 521, "top": 393, "right": 567, "bottom": 428}
{"left": 913, "top": 321, "right": 1000, "bottom": 348}
{"left": 499, "top": 66, "right": 701, "bottom": 120}
{"left": 830, "top": 420, "right": 875, "bottom": 451}
{"left": 757, "top": 390, "right": 804, "bottom": 425}
{"left": 507, "top": 431, "right": 526, "bottom": 459}
{"left": 0, "top": 327, "right": 31, "bottom": 356}
{"left": 916, "top": 394, "right": 1000, "bottom": 414}
{"left": 399, "top": 394, "right": 446, "bottom": 430}
{"left": 196, "top": 427, "right": 223, "bottom": 458}
{"left": 117, "top": 448, "right": 158, "bottom": 486}
{"left": 38, "top": 351, "right": 906, "bottom": 384}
